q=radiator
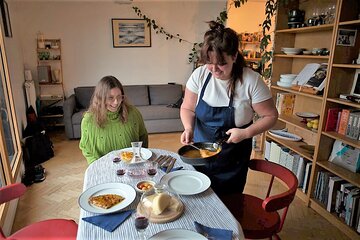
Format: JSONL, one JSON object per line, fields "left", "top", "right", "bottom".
{"left": 24, "top": 80, "right": 37, "bottom": 114}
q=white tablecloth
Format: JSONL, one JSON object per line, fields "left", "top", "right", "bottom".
{"left": 77, "top": 148, "right": 244, "bottom": 239}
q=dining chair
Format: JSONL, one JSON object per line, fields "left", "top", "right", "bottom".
{"left": 0, "top": 183, "right": 78, "bottom": 240}
{"left": 221, "top": 159, "right": 298, "bottom": 240}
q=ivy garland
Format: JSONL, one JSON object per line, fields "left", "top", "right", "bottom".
{"left": 132, "top": 0, "right": 277, "bottom": 80}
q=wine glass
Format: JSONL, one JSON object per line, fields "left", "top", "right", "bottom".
{"left": 134, "top": 193, "right": 151, "bottom": 240}
{"left": 146, "top": 161, "right": 158, "bottom": 179}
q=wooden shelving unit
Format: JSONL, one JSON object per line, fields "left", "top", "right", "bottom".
{"left": 269, "top": 0, "right": 360, "bottom": 238}
{"left": 37, "top": 38, "right": 65, "bottom": 128}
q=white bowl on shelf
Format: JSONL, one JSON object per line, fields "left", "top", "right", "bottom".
{"left": 277, "top": 81, "right": 293, "bottom": 88}
{"left": 281, "top": 47, "right": 302, "bottom": 55}
{"left": 280, "top": 74, "right": 297, "bottom": 80}
{"left": 279, "top": 78, "right": 295, "bottom": 84}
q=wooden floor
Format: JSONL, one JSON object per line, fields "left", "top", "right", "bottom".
{"left": 12, "top": 131, "right": 350, "bottom": 239}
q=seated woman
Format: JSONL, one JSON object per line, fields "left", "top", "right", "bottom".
{"left": 79, "top": 76, "right": 148, "bottom": 164}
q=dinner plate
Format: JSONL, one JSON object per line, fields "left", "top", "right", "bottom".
{"left": 119, "top": 147, "right": 152, "bottom": 164}
{"left": 160, "top": 170, "right": 211, "bottom": 195}
{"left": 148, "top": 229, "right": 207, "bottom": 240}
{"left": 295, "top": 112, "right": 319, "bottom": 119}
{"left": 78, "top": 183, "right": 136, "bottom": 214}
{"left": 268, "top": 130, "right": 302, "bottom": 142}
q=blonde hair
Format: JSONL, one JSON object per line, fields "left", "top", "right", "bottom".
{"left": 87, "top": 76, "right": 129, "bottom": 128}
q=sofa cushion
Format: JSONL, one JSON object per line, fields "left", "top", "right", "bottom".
{"left": 74, "top": 87, "right": 95, "bottom": 109}
{"left": 72, "top": 109, "right": 86, "bottom": 125}
{"left": 123, "top": 85, "right": 149, "bottom": 106}
{"left": 149, "top": 84, "right": 182, "bottom": 105}
{"left": 137, "top": 105, "right": 180, "bottom": 120}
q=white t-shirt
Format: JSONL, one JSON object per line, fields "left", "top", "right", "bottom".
{"left": 186, "top": 65, "right": 272, "bottom": 127}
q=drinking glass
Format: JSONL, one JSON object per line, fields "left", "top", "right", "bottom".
{"left": 134, "top": 194, "right": 151, "bottom": 240}
{"left": 131, "top": 141, "right": 143, "bottom": 163}
{"left": 146, "top": 161, "right": 158, "bottom": 179}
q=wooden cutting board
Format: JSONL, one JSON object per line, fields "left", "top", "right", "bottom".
{"left": 137, "top": 197, "right": 184, "bottom": 223}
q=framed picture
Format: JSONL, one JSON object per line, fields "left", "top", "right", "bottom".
{"left": 111, "top": 19, "right": 151, "bottom": 48}
{"left": 0, "top": 0, "right": 11, "bottom": 38}
{"left": 350, "top": 69, "right": 360, "bottom": 97}
{"left": 336, "top": 29, "right": 357, "bottom": 46}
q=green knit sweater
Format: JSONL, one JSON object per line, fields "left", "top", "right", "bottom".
{"left": 79, "top": 105, "right": 148, "bottom": 164}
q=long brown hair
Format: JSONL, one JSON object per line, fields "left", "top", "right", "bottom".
{"left": 87, "top": 76, "right": 129, "bottom": 128}
{"left": 200, "top": 21, "right": 246, "bottom": 97}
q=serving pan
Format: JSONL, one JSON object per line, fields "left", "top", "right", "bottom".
{"left": 178, "top": 142, "right": 221, "bottom": 166}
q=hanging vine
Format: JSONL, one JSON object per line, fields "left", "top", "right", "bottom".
{"left": 132, "top": 0, "right": 279, "bottom": 80}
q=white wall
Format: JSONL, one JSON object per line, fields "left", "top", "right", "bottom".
{"left": 11, "top": 0, "right": 227, "bottom": 97}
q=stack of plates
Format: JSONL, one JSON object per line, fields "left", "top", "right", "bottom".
{"left": 277, "top": 73, "right": 297, "bottom": 88}
{"left": 281, "top": 47, "right": 302, "bottom": 55}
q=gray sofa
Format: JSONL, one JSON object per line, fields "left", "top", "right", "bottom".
{"left": 63, "top": 84, "right": 184, "bottom": 139}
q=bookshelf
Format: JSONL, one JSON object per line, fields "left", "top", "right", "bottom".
{"left": 37, "top": 38, "right": 65, "bottom": 128}
{"left": 268, "top": 0, "right": 360, "bottom": 238}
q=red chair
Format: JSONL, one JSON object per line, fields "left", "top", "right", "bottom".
{"left": 221, "top": 159, "right": 298, "bottom": 240}
{"left": 0, "top": 183, "right": 78, "bottom": 240}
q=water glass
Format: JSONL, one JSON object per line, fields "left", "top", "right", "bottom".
{"left": 131, "top": 141, "right": 143, "bottom": 163}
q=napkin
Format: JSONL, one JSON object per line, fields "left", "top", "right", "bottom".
{"left": 82, "top": 209, "right": 134, "bottom": 232}
{"left": 160, "top": 166, "right": 183, "bottom": 173}
{"left": 194, "top": 221, "right": 233, "bottom": 240}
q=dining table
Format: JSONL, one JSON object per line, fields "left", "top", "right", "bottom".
{"left": 77, "top": 148, "right": 244, "bottom": 239}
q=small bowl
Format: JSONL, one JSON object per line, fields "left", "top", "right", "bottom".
{"left": 280, "top": 74, "right": 297, "bottom": 79}
{"left": 303, "top": 50, "right": 312, "bottom": 55}
{"left": 135, "top": 180, "right": 155, "bottom": 193}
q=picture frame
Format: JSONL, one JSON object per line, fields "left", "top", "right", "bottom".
{"left": 0, "top": 0, "right": 11, "bottom": 38}
{"left": 111, "top": 19, "right": 151, "bottom": 48}
{"left": 350, "top": 69, "right": 360, "bottom": 97}
{"left": 336, "top": 29, "right": 357, "bottom": 46}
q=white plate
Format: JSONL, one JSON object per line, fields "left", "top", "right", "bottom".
{"left": 120, "top": 147, "right": 153, "bottom": 164}
{"left": 268, "top": 130, "right": 302, "bottom": 142}
{"left": 78, "top": 183, "right": 136, "bottom": 214}
{"left": 148, "top": 229, "right": 207, "bottom": 240}
{"left": 295, "top": 112, "right": 319, "bottom": 119}
{"left": 160, "top": 170, "right": 211, "bottom": 195}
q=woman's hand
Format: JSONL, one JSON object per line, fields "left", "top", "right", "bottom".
{"left": 180, "top": 129, "right": 194, "bottom": 145}
{"left": 225, "top": 128, "right": 249, "bottom": 144}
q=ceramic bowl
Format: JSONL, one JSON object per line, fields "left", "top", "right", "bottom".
{"left": 279, "top": 77, "right": 295, "bottom": 84}
{"left": 303, "top": 50, "right": 312, "bottom": 55}
{"left": 280, "top": 74, "right": 297, "bottom": 80}
{"left": 135, "top": 180, "right": 155, "bottom": 193}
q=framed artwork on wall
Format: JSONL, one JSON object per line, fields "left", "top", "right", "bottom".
{"left": 111, "top": 18, "right": 151, "bottom": 48}
{"left": 0, "top": 0, "right": 11, "bottom": 38}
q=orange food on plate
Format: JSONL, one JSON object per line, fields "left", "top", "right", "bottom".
{"left": 120, "top": 151, "right": 133, "bottom": 162}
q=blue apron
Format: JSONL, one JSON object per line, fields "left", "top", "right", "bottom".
{"left": 194, "top": 73, "right": 252, "bottom": 195}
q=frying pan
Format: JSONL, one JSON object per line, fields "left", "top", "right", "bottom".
{"left": 178, "top": 142, "right": 222, "bottom": 166}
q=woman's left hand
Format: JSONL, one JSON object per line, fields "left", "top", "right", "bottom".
{"left": 225, "top": 128, "right": 249, "bottom": 144}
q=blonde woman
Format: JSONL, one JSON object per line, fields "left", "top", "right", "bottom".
{"left": 79, "top": 76, "right": 148, "bottom": 164}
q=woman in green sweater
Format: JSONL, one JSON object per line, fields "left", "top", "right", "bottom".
{"left": 79, "top": 76, "right": 148, "bottom": 164}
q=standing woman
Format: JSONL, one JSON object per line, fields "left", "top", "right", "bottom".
{"left": 180, "top": 21, "right": 278, "bottom": 196}
{"left": 80, "top": 76, "right": 148, "bottom": 164}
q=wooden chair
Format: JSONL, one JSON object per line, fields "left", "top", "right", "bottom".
{"left": 221, "top": 159, "right": 298, "bottom": 240}
{"left": 0, "top": 183, "right": 78, "bottom": 240}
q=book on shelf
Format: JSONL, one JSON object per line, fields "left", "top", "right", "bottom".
{"left": 347, "top": 112, "right": 360, "bottom": 140}
{"left": 302, "top": 162, "right": 312, "bottom": 193}
{"left": 269, "top": 141, "right": 281, "bottom": 164}
{"left": 325, "top": 108, "right": 342, "bottom": 132}
{"left": 340, "top": 184, "right": 357, "bottom": 219}
{"left": 345, "top": 188, "right": 360, "bottom": 226}
{"left": 350, "top": 195, "right": 360, "bottom": 228}
{"left": 328, "top": 140, "right": 360, "bottom": 173}
{"left": 335, "top": 111, "right": 342, "bottom": 132}
{"left": 338, "top": 109, "right": 351, "bottom": 135}
{"left": 296, "top": 157, "right": 306, "bottom": 188}
{"left": 327, "top": 176, "right": 346, "bottom": 212}
{"left": 336, "top": 182, "right": 354, "bottom": 215}
{"left": 264, "top": 140, "right": 271, "bottom": 160}
{"left": 276, "top": 92, "right": 295, "bottom": 116}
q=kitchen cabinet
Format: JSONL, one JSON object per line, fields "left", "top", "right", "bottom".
{"left": 269, "top": 0, "right": 360, "bottom": 238}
